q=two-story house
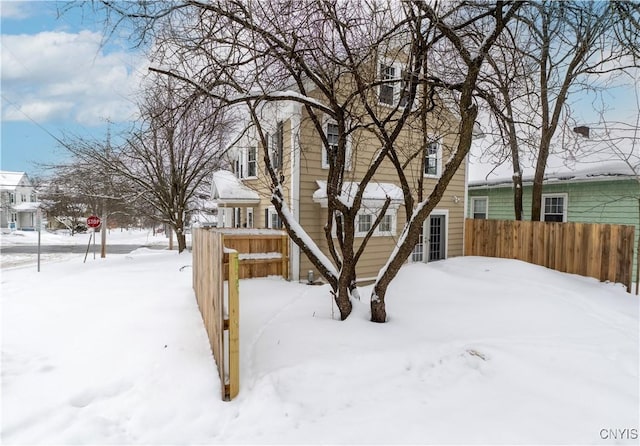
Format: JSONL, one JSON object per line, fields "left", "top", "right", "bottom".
{"left": 210, "top": 64, "right": 468, "bottom": 283}
{"left": 1, "top": 171, "right": 40, "bottom": 232}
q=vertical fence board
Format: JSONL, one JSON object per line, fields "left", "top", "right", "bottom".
{"left": 465, "top": 219, "right": 635, "bottom": 292}
{"left": 227, "top": 251, "right": 240, "bottom": 400}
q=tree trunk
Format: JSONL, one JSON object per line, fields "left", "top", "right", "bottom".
{"left": 370, "top": 286, "right": 387, "bottom": 323}
{"left": 334, "top": 283, "right": 352, "bottom": 320}
{"left": 177, "top": 232, "right": 187, "bottom": 253}
{"left": 512, "top": 173, "right": 523, "bottom": 221}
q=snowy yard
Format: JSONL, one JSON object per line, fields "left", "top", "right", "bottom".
{"left": 1, "top": 239, "right": 639, "bottom": 444}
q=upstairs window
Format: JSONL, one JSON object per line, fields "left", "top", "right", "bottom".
{"left": 424, "top": 142, "right": 442, "bottom": 178}
{"left": 9, "top": 193, "right": 15, "bottom": 204}
{"left": 247, "top": 146, "right": 257, "bottom": 177}
{"left": 21, "top": 193, "right": 27, "bottom": 202}
{"left": 321, "top": 120, "right": 352, "bottom": 170}
{"left": 379, "top": 63, "right": 396, "bottom": 105}
{"left": 379, "top": 62, "right": 412, "bottom": 108}
{"left": 270, "top": 121, "right": 284, "bottom": 170}
{"left": 322, "top": 122, "right": 339, "bottom": 169}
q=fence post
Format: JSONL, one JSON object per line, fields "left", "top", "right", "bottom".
{"left": 227, "top": 250, "right": 240, "bottom": 400}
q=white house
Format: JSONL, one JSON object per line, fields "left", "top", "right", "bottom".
{"left": 0, "top": 171, "right": 40, "bottom": 232}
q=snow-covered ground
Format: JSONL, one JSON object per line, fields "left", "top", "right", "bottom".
{"left": 0, "top": 228, "right": 170, "bottom": 269}
{"left": 2, "top": 249, "right": 638, "bottom": 444}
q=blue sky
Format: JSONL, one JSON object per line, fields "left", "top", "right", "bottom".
{"left": 1, "top": 1, "right": 637, "bottom": 180}
{"left": 1, "top": 1, "right": 146, "bottom": 175}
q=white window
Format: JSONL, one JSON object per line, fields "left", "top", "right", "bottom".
{"left": 354, "top": 210, "right": 396, "bottom": 237}
{"left": 10, "top": 212, "right": 17, "bottom": 222}
{"left": 542, "top": 194, "right": 567, "bottom": 222}
{"left": 269, "top": 122, "right": 284, "bottom": 170}
{"left": 247, "top": 146, "right": 257, "bottom": 177}
{"left": 322, "top": 122, "right": 339, "bottom": 169}
{"left": 246, "top": 208, "right": 254, "bottom": 228}
{"left": 21, "top": 193, "right": 27, "bottom": 202}
{"left": 237, "top": 146, "right": 258, "bottom": 179}
{"left": 235, "top": 153, "right": 245, "bottom": 178}
{"left": 377, "top": 213, "right": 395, "bottom": 235}
{"left": 471, "top": 197, "right": 488, "bottom": 219}
{"left": 357, "top": 213, "right": 372, "bottom": 235}
{"left": 424, "top": 142, "right": 442, "bottom": 178}
{"left": 266, "top": 207, "right": 282, "bottom": 229}
{"left": 9, "top": 193, "right": 15, "bottom": 204}
{"left": 379, "top": 63, "right": 396, "bottom": 105}
{"left": 379, "top": 62, "right": 411, "bottom": 107}
{"left": 321, "top": 120, "right": 352, "bottom": 170}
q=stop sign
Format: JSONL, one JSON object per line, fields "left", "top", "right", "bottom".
{"left": 87, "top": 215, "right": 101, "bottom": 228}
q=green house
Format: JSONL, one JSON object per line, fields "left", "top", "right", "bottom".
{"left": 468, "top": 162, "right": 639, "bottom": 283}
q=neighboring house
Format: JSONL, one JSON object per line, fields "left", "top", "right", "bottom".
{"left": 468, "top": 162, "right": 639, "bottom": 281}
{"left": 0, "top": 171, "right": 40, "bottom": 232}
{"left": 209, "top": 69, "right": 468, "bottom": 283}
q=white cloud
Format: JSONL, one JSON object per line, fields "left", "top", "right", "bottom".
{"left": 1, "top": 30, "right": 148, "bottom": 126}
{"left": 0, "top": 2, "right": 34, "bottom": 19}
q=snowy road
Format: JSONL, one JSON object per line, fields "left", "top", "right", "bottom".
{"left": 1, "top": 244, "right": 167, "bottom": 254}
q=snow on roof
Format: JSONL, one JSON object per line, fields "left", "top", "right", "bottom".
{"left": 313, "top": 180, "right": 405, "bottom": 208}
{"left": 0, "top": 171, "right": 28, "bottom": 189}
{"left": 12, "top": 202, "right": 40, "bottom": 211}
{"left": 469, "top": 161, "right": 638, "bottom": 188}
{"left": 210, "top": 170, "right": 260, "bottom": 204}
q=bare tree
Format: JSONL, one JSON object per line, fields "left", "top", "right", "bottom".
{"left": 477, "top": 1, "right": 639, "bottom": 221}
{"left": 101, "top": 0, "right": 520, "bottom": 321}
{"left": 41, "top": 141, "right": 135, "bottom": 240}
{"left": 114, "top": 76, "right": 229, "bottom": 252}
{"left": 57, "top": 75, "right": 229, "bottom": 253}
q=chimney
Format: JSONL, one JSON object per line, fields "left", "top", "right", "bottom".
{"left": 573, "top": 126, "right": 590, "bottom": 138}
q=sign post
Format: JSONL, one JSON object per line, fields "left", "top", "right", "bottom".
{"left": 36, "top": 208, "right": 42, "bottom": 272}
{"left": 84, "top": 216, "right": 102, "bottom": 263}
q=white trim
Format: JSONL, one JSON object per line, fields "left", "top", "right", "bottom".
{"left": 427, "top": 209, "right": 449, "bottom": 261}
{"left": 290, "top": 105, "right": 301, "bottom": 281}
{"left": 541, "top": 193, "right": 568, "bottom": 222}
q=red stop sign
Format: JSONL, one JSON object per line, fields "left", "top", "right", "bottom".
{"left": 87, "top": 215, "right": 101, "bottom": 228}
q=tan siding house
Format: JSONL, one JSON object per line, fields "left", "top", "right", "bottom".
{"left": 219, "top": 82, "right": 467, "bottom": 283}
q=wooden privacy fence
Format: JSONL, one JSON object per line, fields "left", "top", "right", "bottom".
{"left": 464, "top": 219, "right": 635, "bottom": 292}
{"left": 192, "top": 229, "right": 239, "bottom": 401}
{"left": 191, "top": 228, "right": 289, "bottom": 400}
{"left": 217, "top": 229, "right": 289, "bottom": 280}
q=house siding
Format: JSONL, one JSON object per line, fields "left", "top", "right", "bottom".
{"left": 234, "top": 84, "right": 466, "bottom": 283}
{"left": 468, "top": 179, "right": 639, "bottom": 282}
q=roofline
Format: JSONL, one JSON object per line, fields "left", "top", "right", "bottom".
{"left": 469, "top": 173, "right": 636, "bottom": 189}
